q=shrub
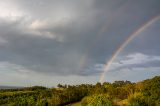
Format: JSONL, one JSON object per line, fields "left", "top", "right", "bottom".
{"left": 127, "top": 93, "right": 147, "bottom": 106}
{"left": 81, "top": 94, "right": 114, "bottom": 106}
{"left": 36, "top": 98, "right": 48, "bottom": 106}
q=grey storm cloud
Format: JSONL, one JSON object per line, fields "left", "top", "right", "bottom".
{"left": 0, "top": 0, "right": 160, "bottom": 78}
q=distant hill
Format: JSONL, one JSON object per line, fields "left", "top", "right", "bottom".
{"left": 0, "top": 85, "right": 22, "bottom": 89}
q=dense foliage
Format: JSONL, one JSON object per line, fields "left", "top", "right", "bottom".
{"left": 0, "top": 76, "right": 159, "bottom": 106}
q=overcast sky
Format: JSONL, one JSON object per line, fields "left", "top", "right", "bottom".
{"left": 0, "top": 0, "right": 160, "bottom": 87}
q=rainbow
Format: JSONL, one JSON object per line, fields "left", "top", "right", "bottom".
{"left": 78, "top": 2, "right": 130, "bottom": 71}
{"left": 99, "top": 15, "right": 160, "bottom": 83}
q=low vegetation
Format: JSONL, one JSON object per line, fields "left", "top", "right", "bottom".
{"left": 0, "top": 76, "right": 159, "bottom": 106}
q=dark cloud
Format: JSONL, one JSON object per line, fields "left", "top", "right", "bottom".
{"left": 0, "top": 0, "right": 160, "bottom": 82}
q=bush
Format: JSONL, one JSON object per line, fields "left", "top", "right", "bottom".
{"left": 36, "top": 98, "right": 48, "bottom": 106}
{"left": 81, "top": 96, "right": 92, "bottom": 106}
{"left": 81, "top": 94, "right": 114, "bottom": 106}
{"left": 127, "top": 93, "right": 147, "bottom": 106}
